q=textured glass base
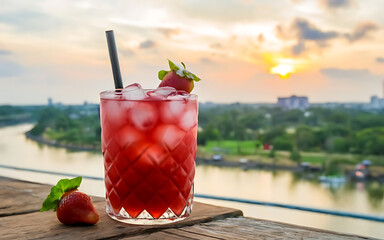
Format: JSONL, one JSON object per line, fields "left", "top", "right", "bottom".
{"left": 106, "top": 201, "right": 193, "bottom": 225}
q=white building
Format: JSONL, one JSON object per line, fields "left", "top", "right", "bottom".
{"left": 370, "top": 96, "right": 384, "bottom": 109}
{"left": 369, "top": 80, "right": 384, "bottom": 109}
{"left": 278, "top": 95, "right": 309, "bottom": 110}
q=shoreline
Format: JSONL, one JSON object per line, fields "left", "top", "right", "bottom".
{"left": 24, "top": 131, "right": 101, "bottom": 152}
{"left": 23, "top": 129, "right": 384, "bottom": 181}
{"left": 24, "top": 130, "right": 320, "bottom": 172}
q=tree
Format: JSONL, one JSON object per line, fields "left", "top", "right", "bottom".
{"left": 290, "top": 148, "right": 301, "bottom": 164}
{"left": 295, "top": 125, "right": 315, "bottom": 151}
{"left": 261, "top": 126, "right": 286, "bottom": 144}
{"left": 268, "top": 148, "right": 276, "bottom": 158}
{"left": 272, "top": 136, "right": 293, "bottom": 151}
{"left": 354, "top": 127, "right": 384, "bottom": 155}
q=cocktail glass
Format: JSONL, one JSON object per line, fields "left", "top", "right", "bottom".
{"left": 100, "top": 86, "right": 197, "bottom": 225}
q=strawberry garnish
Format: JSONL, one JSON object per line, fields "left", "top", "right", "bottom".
{"left": 41, "top": 177, "right": 99, "bottom": 225}
{"left": 158, "top": 59, "right": 200, "bottom": 93}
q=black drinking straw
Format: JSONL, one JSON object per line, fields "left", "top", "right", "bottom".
{"left": 106, "top": 30, "right": 124, "bottom": 90}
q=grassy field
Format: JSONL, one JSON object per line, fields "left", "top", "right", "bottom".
{"left": 203, "top": 140, "right": 259, "bottom": 155}
{"left": 200, "top": 140, "right": 384, "bottom": 170}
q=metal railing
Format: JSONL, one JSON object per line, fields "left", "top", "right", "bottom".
{"left": 1, "top": 163, "right": 383, "bottom": 223}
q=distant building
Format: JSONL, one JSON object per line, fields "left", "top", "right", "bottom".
{"left": 48, "top": 97, "right": 53, "bottom": 106}
{"left": 370, "top": 95, "right": 384, "bottom": 109}
{"left": 369, "top": 79, "right": 384, "bottom": 109}
{"left": 277, "top": 95, "right": 309, "bottom": 110}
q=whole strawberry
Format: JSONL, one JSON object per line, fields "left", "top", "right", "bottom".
{"left": 158, "top": 59, "right": 200, "bottom": 93}
{"left": 41, "top": 177, "right": 99, "bottom": 225}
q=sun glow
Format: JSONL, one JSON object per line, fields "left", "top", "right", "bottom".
{"left": 269, "top": 58, "right": 297, "bottom": 78}
{"left": 271, "top": 63, "right": 294, "bottom": 78}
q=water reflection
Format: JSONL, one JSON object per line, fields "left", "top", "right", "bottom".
{"left": 367, "top": 182, "right": 384, "bottom": 208}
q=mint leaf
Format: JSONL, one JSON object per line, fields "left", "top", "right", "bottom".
{"left": 40, "top": 176, "right": 82, "bottom": 212}
{"left": 57, "top": 176, "right": 82, "bottom": 193}
{"left": 158, "top": 70, "right": 167, "bottom": 80}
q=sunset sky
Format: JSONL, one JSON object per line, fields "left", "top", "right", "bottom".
{"left": 0, "top": 0, "right": 383, "bottom": 104}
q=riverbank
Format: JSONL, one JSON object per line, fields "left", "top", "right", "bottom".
{"left": 24, "top": 129, "right": 384, "bottom": 180}
{"left": 24, "top": 130, "right": 320, "bottom": 173}
{"left": 25, "top": 131, "right": 101, "bottom": 152}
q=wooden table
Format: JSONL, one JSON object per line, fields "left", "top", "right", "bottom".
{"left": 0, "top": 177, "right": 376, "bottom": 239}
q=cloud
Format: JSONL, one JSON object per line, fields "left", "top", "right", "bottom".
{"left": 0, "top": 10, "right": 61, "bottom": 32}
{"left": 257, "top": 34, "right": 265, "bottom": 44}
{"left": 376, "top": 57, "right": 384, "bottom": 63}
{"left": 120, "top": 48, "right": 135, "bottom": 57}
{"left": 200, "top": 57, "right": 213, "bottom": 64}
{"left": 0, "top": 50, "right": 11, "bottom": 55}
{"left": 276, "top": 18, "right": 379, "bottom": 55}
{"left": 139, "top": 40, "right": 155, "bottom": 49}
{"left": 176, "top": 0, "right": 260, "bottom": 23}
{"left": 319, "top": 0, "right": 354, "bottom": 9}
{"left": 344, "top": 22, "right": 379, "bottom": 42}
{"left": 155, "top": 28, "right": 180, "bottom": 38}
{"left": 320, "top": 68, "right": 376, "bottom": 80}
{"left": 295, "top": 19, "right": 339, "bottom": 41}
{"left": 0, "top": 60, "right": 22, "bottom": 77}
{"left": 210, "top": 43, "right": 222, "bottom": 49}
{"left": 276, "top": 18, "right": 339, "bottom": 55}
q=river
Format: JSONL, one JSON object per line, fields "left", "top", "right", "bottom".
{"left": 0, "top": 124, "right": 383, "bottom": 238}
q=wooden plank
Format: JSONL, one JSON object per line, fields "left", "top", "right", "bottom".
{"left": 0, "top": 177, "right": 375, "bottom": 240}
{"left": 0, "top": 177, "right": 52, "bottom": 216}
{"left": 0, "top": 177, "right": 103, "bottom": 217}
{"left": 153, "top": 217, "right": 376, "bottom": 240}
{"left": 0, "top": 192, "right": 242, "bottom": 240}
{"left": 121, "top": 230, "right": 212, "bottom": 240}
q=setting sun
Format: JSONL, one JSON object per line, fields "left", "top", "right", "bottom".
{"left": 270, "top": 63, "right": 294, "bottom": 78}
{"left": 269, "top": 58, "right": 297, "bottom": 78}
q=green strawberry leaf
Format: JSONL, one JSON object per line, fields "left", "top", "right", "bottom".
{"left": 163, "top": 59, "right": 201, "bottom": 84}
{"left": 192, "top": 73, "right": 201, "bottom": 82}
{"left": 158, "top": 70, "right": 168, "bottom": 80}
{"left": 168, "top": 59, "right": 178, "bottom": 71}
{"left": 40, "top": 176, "right": 82, "bottom": 212}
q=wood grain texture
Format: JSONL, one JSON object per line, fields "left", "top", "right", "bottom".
{"left": 123, "top": 217, "right": 378, "bottom": 240}
{"left": 0, "top": 176, "right": 376, "bottom": 240}
{"left": 0, "top": 177, "right": 242, "bottom": 240}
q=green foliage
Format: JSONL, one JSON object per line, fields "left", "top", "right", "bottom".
{"left": 354, "top": 127, "right": 384, "bottom": 155}
{"left": 26, "top": 102, "right": 384, "bottom": 157}
{"left": 295, "top": 125, "right": 315, "bottom": 151}
{"left": 0, "top": 105, "right": 41, "bottom": 126}
{"left": 290, "top": 148, "right": 301, "bottom": 163}
{"left": 198, "top": 123, "right": 220, "bottom": 145}
{"left": 323, "top": 158, "right": 354, "bottom": 176}
{"left": 268, "top": 149, "right": 276, "bottom": 158}
{"left": 205, "top": 140, "right": 259, "bottom": 155}
{"left": 197, "top": 104, "right": 384, "bottom": 156}
{"left": 272, "top": 136, "right": 293, "bottom": 151}
{"left": 29, "top": 106, "right": 101, "bottom": 147}
{"left": 261, "top": 126, "right": 286, "bottom": 144}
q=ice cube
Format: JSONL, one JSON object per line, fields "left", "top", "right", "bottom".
{"left": 147, "top": 87, "right": 177, "bottom": 100}
{"left": 160, "top": 100, "right": 186, "bottom": 124}
{"left": 122, "top": 83, "right": 147, "bottom": 100}
{"left": 130, "top": 102, "right": 159, "bottom": 131}
{"left": 101, "top": 100, "right": 129, "bottom": 130}
{"left": 179, "top": 104, "right": 198, "bottom": 130}
{"left": 115, "top": 125, "right": 144, "bottom": 149}
{"left": 153, "top": 124, "right": 185, "bottom": 151}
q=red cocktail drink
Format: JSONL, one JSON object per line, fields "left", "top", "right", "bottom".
{"left": 100, "top": 85, "right": 197, "bottom": 224}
